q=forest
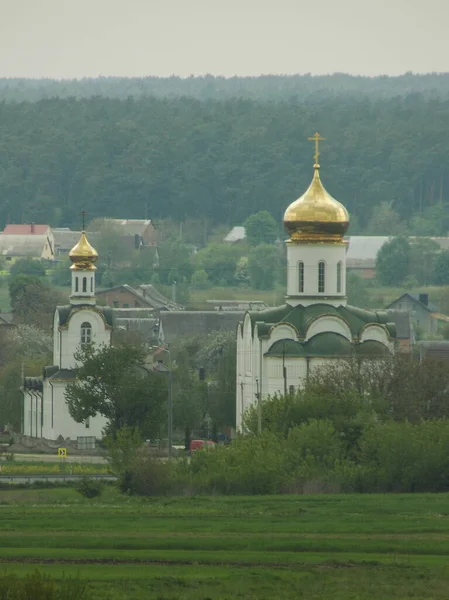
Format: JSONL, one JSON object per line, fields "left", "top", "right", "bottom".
{"left": 0, "top": 74, "right": 449, "bottom": 234}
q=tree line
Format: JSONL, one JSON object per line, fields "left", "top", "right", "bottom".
{"left": 1, "top": 93, "right": 449, "bottom": 234}
{"left": 2, "top": 73, "right": 449, "bottom": 103}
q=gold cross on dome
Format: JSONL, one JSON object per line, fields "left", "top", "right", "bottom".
{"left": 308, "top": 132, "right": 326, "bottom": 167}
{"left": 79, "top": 210, "right": 87, "bottom": 231}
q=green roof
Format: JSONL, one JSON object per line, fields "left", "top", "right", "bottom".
{"left": 250, "top": 303, "right": 396, "bottom": 340}
{"left": 56, "top": 305, "right": 114, "bottom": 328}
{"left": 265, "top": 332, "right": 391, "bottom": 358}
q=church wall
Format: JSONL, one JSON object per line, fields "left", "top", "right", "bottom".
{"left": 59, "top": 309, "right": 111, "bottom": 369}
{"left": 286, "top": 243, "right": 347, "bottom": 304}
{"left": 45, "top": 381, "right": 107, "bottom": 441}
{"left": 23, "top": 390, "right": 42, "bottom": 438}
{"left": 305, "top": 316, "right": 352, "bottom": 341}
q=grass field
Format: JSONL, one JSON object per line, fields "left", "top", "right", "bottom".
{"left": 1, "top": 489, "right": 449, "bottom": 598}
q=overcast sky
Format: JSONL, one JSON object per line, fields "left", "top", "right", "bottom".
{"left": 1, "top": 0, "right": 448, "bottom": 79}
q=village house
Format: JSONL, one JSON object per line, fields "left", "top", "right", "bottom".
{"left": 0, "top": 224, "right": 55, "bottom": 261}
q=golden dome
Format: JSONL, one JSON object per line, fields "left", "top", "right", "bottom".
{"left": 284, "top": 165, "right": 349, "bottom": 244}
{"left": 69, "top": 231, "right": 98, "bottom": 270}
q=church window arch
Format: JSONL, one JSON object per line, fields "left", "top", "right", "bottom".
{"left": 75, "top": 277, "right": 79, "bottom": 292}
{"left": 80, "top": 322, "right": 92, "bottom": 345}
{"left": 337, "top": 261, "right": 342, "bottom": 293}
{"left": 82, "top": 277, "right": 87, "bottom": 293}
{"left": 298, "top": 261, "right": 304, "bottom": 293}
{"left": 318, "top": 261, "right": 325, "bottom": 293}
{"left": 90, "top": 277, "right": 93, "bottom": 292}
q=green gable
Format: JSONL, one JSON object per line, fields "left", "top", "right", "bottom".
{"left": 250, "top": 303, "right": 396, "bottom": 340}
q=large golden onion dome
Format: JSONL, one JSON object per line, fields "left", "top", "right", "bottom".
{"left": 69, "top": 231, "right": 98, "bottom": 270}
{"left": 284, "top": 133, "right": 349, "bottom": 243}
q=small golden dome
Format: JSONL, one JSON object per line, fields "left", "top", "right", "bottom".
{"left": 69, "top": 231, "right": 98, "bottom": 270}
{"left": 284, "top": 166, "right": 349, "bottom": 243}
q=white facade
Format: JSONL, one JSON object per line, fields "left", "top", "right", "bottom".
{"left": 236, "top": 159, "right": 397, "bottom": 431}
{"left": 23, "top": 240, "right": 110, "bottom": 442}
{"left": 286, "top": 241, "right": 347, "bottom": 306}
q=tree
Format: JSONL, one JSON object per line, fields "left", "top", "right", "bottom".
{"left": 10, "top": 258, "right": 46, "bottom": 278}
{"left": 65, "top": 343, "right": 167, "bottom": 437}
{"left": 375, "top": 237, "right": 411, "bottom": 286}
{"left": 9, "top": 275, "right": 66, "bottom": 328}
{"left": 432, "top": 250, "right": 449, "bottom": 285}
{"left": 364, "top": 202, "right": 405, "bottom": 236}
{"left": 247, "top": 244, "right": 280, "bottom": 289}
{"left": 88, "top": 218, "right": 133, "bottom": 266}
{"left": 157, "top": 239, "right": 194, "bottom": 284}
{"left": 195, "top": 243, "right": 243, "bottom": 285}
{"left": 244, "top": 211, "right": 278, "bottom": 246}
{"left": 409, "top": 238, "right": 440, "bottom": 285}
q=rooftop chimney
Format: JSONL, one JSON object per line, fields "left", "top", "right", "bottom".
{"left": 419, "top": 293, "right": 429, "bottom": 307}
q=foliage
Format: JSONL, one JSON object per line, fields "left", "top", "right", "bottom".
{"left": 375, "top": 237, "right": 411, "bottom": 286}
{"left": 244, "top": 210, "right": 278, "bottom": 246}
{"left": 9, "top": 258, "right": 46, "bottom": 278}
{"left": 432, "top": 250, "right": 449, "bottom": 285}
{"left": 104, "top": 426, "right": 143, "bottom": 475}
{"left": 8, "top": 275, "right": 65, "bottom": 328}
{"left": 190, "top": 268, "right": 210, "bottom": 289}
{"left": 195, "top": 243, "right": 244, "bottom": 285}
{"left": 247, "top": 244, "right": 280, "bottom": 289}
{"left": 2, "top": 90, "right": 449, "bottom": 235}
{"left": 156, "top": 239, "right": 194, "bottom": 284}
{"left": 65, "top": 344, "right": 167, "bottom": 437}
{"left": 346, "top": 272, "right": 371, "bottom": 308}
{"left": 0, "top": 570, "right": 90, "bottom": 600}
{"left": 171, "top": 330, "right": 237, "bottom": 430}
{"left": 409, "top": 237, "right": 440, "bottom": 285}
{"left": 75, "top": 476, "right": 103, "bottom": 499}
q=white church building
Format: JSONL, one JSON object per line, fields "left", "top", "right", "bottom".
{"left": 236, "top": 134, "right": 397, "bottom": 430}
{"left": 23, "top": 231, "right": 110, "bottom": 442}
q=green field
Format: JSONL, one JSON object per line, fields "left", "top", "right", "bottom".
{"left": 1, "top": 489, "right": 449, "bottom": 598}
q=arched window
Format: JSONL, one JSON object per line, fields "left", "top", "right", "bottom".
{"left": 318, "top": 261, "right": 325, "bottom": 293}
{"left": 337, "top": 261, "right": 342, "bottom": 293}
{"left": 82, "top": 277, "right": 87, "bottom": 293}
{"left": 80, "top": 322, "right": 92, "bottom": 345}
{"left": 90, "top": 278, "right": 93, "bottom": 292}
{"left": 75, "top": 277, "right": 79, "bottom": 292}
{"left": 298, "top": 262, "right": 304, "bottom": 293}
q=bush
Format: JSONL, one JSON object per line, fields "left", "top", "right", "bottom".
{"left": 75, "top": 476, "right": 103, "bottom": 499}
{"left": 119, "top": 456, "right": 174, "bottom": 496}
{"left": 0, "top": 570, "right": 90, "bottom": 600}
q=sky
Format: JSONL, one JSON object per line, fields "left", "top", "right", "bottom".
{"left": 0, "top": 0, "right": 448, "bottom": 79}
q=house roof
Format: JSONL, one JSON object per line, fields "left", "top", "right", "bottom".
{"left": 0, "top": 234, "right": 52, "bottom": 257}
{"left": 106, "top": 219, "right": 153, "bottom": 237}
{"left": 96, "top": 284, "right": 155, "bottom": 308}
{"left": 224, "top": 226, "right": 246, "bottom": 243}
{"left": 159, "top": 311, "right": 244, "bottom": 343}
{"left": 386, "top": 293, "right": 439, "bottom": 313}
{"left": 419, "top": 341, "right": 449, "bottom": 361}
{"left": 3, "top": 224, "right": 50, "bottom": 235}
{"left": 346, "top": 236, "right": 390, "bottom": 261}
{"left": 249, "top": 303, "right": 396, "bottom": 340}
{"left": 53, "top": 230, "right": 102, "bottom": 253}
{"left": 136, "top": 284, "right": 183, "bottom": 311}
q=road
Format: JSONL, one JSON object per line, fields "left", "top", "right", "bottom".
{"left": 5, "top": 453, "right": 107, "bottom": 463}
{"left": 0, "top": 474, "right": 116, "bottom": 484}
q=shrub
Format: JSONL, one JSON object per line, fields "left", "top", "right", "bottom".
{"left": 0, "top": 570, "right": 90, "bottom": 600}
{"left": 120, "top": 456, "right": 174, "bottom": 496}
{"left": 76, "top": 476, "right": 103, "bottom": 499}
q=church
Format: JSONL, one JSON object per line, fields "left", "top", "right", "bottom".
{"left": 236, "top": 134, "right": 397, "bottom": 431}
{"left": 22, "top": 231, "right": 110, "bottom": 442}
